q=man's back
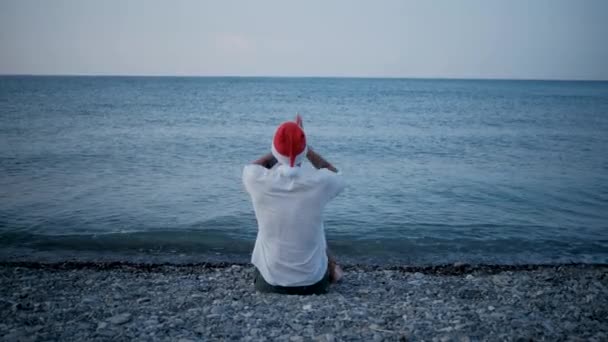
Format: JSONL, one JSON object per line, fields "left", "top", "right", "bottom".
{"left": 243, "top": 164, "right": 344, "bottom": 287}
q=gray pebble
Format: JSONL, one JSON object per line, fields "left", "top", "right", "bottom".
{"left": 81, "top": 296, "right": 97, "bottom": 304}
{"left": 210, "top": 306, "right": 224, "bottom": 315}
{"left": 107, "top": 313, "right": 132, "bottom": 325}
{"left": 136, "top": 297, "right": 151, "bottom": 303}
{"left": 314, "top": 333, "right": 335, "bottom": 342}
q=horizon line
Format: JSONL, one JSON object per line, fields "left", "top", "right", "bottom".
{"left": 1, "top": 73, "right": 607, "bottom": 82}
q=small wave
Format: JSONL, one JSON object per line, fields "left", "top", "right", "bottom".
{"left": 1, "top": 227, "right": 606, "bottom": 265}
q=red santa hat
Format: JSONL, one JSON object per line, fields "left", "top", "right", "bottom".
{"left": 271, "top": 121, "right": 307, "bottom": 177}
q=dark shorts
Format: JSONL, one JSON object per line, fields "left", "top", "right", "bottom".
{"left": 253, "top": 267, "right": 330, "bottom": 295}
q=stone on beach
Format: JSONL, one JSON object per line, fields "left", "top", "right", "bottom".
{"left": 107, "top": 313, "right": 132, "bottom": 325}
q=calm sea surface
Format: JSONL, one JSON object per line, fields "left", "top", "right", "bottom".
{"left": 1, "top": 76, "right": 607, "bottom": 264}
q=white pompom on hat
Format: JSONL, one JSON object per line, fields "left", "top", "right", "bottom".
{"left": 271, "top": 121, "right": 307, "bottom": 177}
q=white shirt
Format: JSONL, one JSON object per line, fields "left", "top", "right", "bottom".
{"left": 243, "top": 164, "right": 345, "bottom": 286}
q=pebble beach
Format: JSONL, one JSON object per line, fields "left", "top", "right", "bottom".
{"left": 1, "top": 261, "right": 606, "bottom": 341}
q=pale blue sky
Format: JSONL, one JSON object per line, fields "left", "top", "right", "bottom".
{"left": 1, "top": 0, "right": 607, "bottom": 80}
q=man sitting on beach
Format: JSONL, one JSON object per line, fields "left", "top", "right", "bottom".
{"left": 242, "top": 115, "right": 344, "bottom": 295}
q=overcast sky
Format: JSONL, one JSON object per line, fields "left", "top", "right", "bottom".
{"left": 1, "top": 0, "right": 607, "bottom": 80}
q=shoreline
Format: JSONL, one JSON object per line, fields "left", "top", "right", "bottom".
{"left": 2, "top": 246, "right": 606, "bottom": 269}
{"left": 2, "top": 261, "right": 607, "bottom": 341}
{"left": 1, "top": 259, "right": 607, "bottom": 275}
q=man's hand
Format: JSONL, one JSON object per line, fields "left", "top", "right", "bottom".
{"left": 295, "top": 113, "right": 303, "bottom": 128}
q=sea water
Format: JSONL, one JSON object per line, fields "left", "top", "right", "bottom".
{"left": 1, "top": 76, "right": 607, "bottom": 264}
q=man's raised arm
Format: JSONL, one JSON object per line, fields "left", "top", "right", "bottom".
{"left": 295, "top": 114, "right": 338, "bottom": 173}
{"left": 306, "top": 147, "right": 338, "bottom": 173}
{"left": 252, "top": 153, "right": 278, "bottom": 169}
